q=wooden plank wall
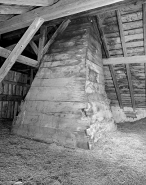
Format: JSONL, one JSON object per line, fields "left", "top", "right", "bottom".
{"left": 98, "top": 3, "right": 146, "bottom": 108}
{"left": 0, "top": 70, "right": 29, "bottom": 121}
{"left": 13, "top": 17, "right": 116, "bottom": 149}
{"left": 13, "top": 18, "right": 91, "bottom": 149}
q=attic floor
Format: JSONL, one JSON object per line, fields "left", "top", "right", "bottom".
{"left": 0, "top": 120, "right": 146, "bottom": 185}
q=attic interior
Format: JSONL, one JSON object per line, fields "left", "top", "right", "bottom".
{"left": 1, "top": 0, "right": 146, "bottom": 184}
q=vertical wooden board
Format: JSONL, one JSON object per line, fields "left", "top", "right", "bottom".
{"left": 3, "top": 83, "right": 8, "bottom": 94}
{"left": 20, "top": 86, "right": 23, "bottom": 96}
{"left": 7, "top": 101, "right": 11, "bottom": 118}
{"left": 0, "top": 101, "right": 2, "bottom": 118}
{"left": 8, "top": 83, "right": 12, "bottom": 95}
{"left": 2, "top": 101, "right": 8, "bottom": 118}
{"left": 16, "top": 85, "right": 20, "bottom": 96}
{"left": 13, "top": 72, "right": 17, "bottom": 82}
{"left": 12, "top": 84, "right": 16, "bottom": 95}
{"left": 14, "top": 101, "right": 18, "bottom": 118}
{"left": 0, "top": 83, "right": 3, "bottom": 94}
{"left": 23, "top": 86, "right": 27, "bottom": 96}
{"left": 10, "top": 101, "right": 14, "bottom": 118}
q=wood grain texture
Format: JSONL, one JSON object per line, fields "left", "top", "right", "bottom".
{"left": 0, "top": 17, "right": 44, "bottom": 83}
{"left": 0, "top": 0, "right": 124, "bottom": 34}
{"left": 0, "top": 0, "right": 56, "bottom": 6}
{"left": 0, "top": 46, "right": 38, "bottom": 67}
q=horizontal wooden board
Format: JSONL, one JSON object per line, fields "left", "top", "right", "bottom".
{"left": 23, "top": 100, "right": 87, "bottom": 113}
{"left": 36, "top": 64, "right": 86, "bottom": 79}
{"left": 32, "top": 77, "right": 85, "bottom": 88}
{"left": 0, "top": 94, "right": 22, "bottom": 101}
{"left": 26, "top": 86, "right": 87, "bottom": 102}
{"left": 44, "top": 47, "right": 87, "bottom": 61}
{"left": 14, "top": 111, "right": 89, "bottom": 132}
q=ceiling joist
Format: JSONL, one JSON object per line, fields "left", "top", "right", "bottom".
{"left": 0, "top": 46, "right": 38, "bottom": 67}
{"left": 103, "top": 55, "right": 146, "bottom": 65}
{"left": 0, "top": 5, "right": 32, "bottom": 14}
{"left": 0, "top": 0, "right": 124, "bottom": 34}
{"left": 0, "top": 17, "right": 44, "bottom": 83}
{"left": 0, "top": 0, "right": 56, "bottom": 6}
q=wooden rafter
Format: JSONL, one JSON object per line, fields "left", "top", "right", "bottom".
{"left": 0, "top": 46, "right": 38, "bottom": 67}
{"left": 103, "top": 56, "right": 146, "bottom": 65}
{"left": 116, "top": 9, "right": 135, "bottom": 109}
{"left": 0, "top": 0, "right": 125, "bottom": 34}
{"left": 0, "top": 0, "right": 56, "bottom": 6}
{"left": 0, "top": 17, "right": 44, "bottom": 83}
{"left": 6, "top": 43, "right": 36, "bottom": 55}
{"left": 97, "top": 15, "right": 123, "bottom": 108}
{"left": 0, "top": 5, "right": 32, "bottom": 14}
{"left": 30, "top": 41, "right": 38, "bottom": 55}
{"left": 37, "top": 26, "right": 47, "bottom": 63}
{"left": 43, "top": 19, "right": 71, "bottom": 56}
{"left": 143, "top": 3, "right": 146, "bottom": 106}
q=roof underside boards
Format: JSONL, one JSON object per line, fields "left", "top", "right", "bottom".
{"left": 0, "top": 0, "right": 146, "bottom": 108}
{"left": 98, "top": 2, "right": 146, "bottom": 108}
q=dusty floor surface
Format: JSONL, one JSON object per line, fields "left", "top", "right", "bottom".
{"left": 1, "top": 119, "right": 146, "bottom": 185}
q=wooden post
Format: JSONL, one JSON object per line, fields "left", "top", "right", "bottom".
{"left": 37, "top": 25, "right": 47, "bottom": 64}
{"left": 0, "top": 17, "right": 44, "bottom": 83}
{"left": 29, "top": 41, "right": 38, "bottom": 55}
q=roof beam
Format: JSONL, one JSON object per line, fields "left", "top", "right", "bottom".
{"left": 117, "top": 9, "right": 135, "bottom": 109}
{"left": 30, "top": 41, "right": 38, "bottom": 55}
{"left": 0, "top": 0, "right": 124, "bottom": 34}
{"left": 0, "top": 46, "right": 38, "bottom": 67}
{"left": 37, "top": 26, "right": 47, "bottom": 63}
{"left": 0, "top": 5, "right": 32, "bottom": 14}
{"left": 0, "top": 17, "right": 44, "bottom": 83}
{"left": 103, "top": 56, "right": 146, "bottom": 65}
{"left": 96, "top": 15, "right": 123, "bottom": 108}
{"left": 0, "top": 0, "right": 56, "bottom": 6}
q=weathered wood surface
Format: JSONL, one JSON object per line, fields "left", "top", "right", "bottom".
{"left": 0, "top": 46, "right": 38, "bottom": 67}
{"left": 0, "top": 17, "right": 44, "bottom": 83}
{"left": 26, "top": 86, "right": 86, "bottom": 102}
{"left": 32, "top": 77, "right": 85, "bottom": 87}
{"left": 0, "top": 0, "right": 56, "bottom": 6}
{"left": 0, "top": 70, "right": 28, "bottom": 119}
{"left": 0, "top": 0, "right": 130, "bottom": 34}
{"left": 22, "top": 100, "right": 87, "bottom": 113}
{"left": 97, "top": 2, "right": 146, "bottom": 108}
{"left": 14, "top": 18, "right": 116, "bottom": 149}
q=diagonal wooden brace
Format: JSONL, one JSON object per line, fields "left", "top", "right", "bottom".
{"left": 0, "top": 17, "right": 44, "bottom": 83}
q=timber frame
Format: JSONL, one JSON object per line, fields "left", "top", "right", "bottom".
{"left": 0, "top": 0, "right": 146, "bottom": 108}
